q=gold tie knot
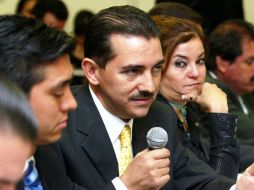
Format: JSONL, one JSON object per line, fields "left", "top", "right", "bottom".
{"left": 119, "top": 124, "right": 132, "bottom": 175}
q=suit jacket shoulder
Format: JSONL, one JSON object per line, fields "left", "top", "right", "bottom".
{"left": 16, "top": 145, "right": 79, "bottom": 190}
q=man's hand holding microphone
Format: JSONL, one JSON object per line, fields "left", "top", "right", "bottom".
{"left": 120, "top": 127, "right": 170, "bottom": 190}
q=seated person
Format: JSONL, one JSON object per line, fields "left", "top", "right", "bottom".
{"left": 149, "top": 2, "right": 254, "bottom": 173}
{"left": 207, "top": 19, "right": 254, "bottom": 143}
{"left": 0, "top": 74, "right": 37, "bottom": 190}
{"left": 70, "top": 10, "right": 94, "bottom": 85}
{"left": 152, "top": 16, "right": 238, "bottom": 179}
{"left": 0, "top": 15, "right": 78, "bottom": 189}
{"left": 52, "top": 5, "right": 254, "bottom": 190}
{"left": 15, "top": 0, "right": 38, "bottom": 18}
{"left": 30, "top": 0, "right": 68, "bottom": 29}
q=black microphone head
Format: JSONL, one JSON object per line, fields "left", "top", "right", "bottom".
{"left": 146, "top": 127, "right": 168, "bottom": 150}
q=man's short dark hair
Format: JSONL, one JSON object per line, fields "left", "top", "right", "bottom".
{"left": 0, "top": 74, "right": 37, "bottom": 142}
{"left": 31, "top": 0, "right": 68, "bottom": 21}
{"left": 74, "top": 10, "right": 94, "bottom": 36}
{"left": 84, "top": 5, "right": 160, "bottom": 68}
{"left": 0, "top": 15, "right": 74, "bottom": 94}
{"left": 15, "top": 0, "right": 35, "bottom": 14}
{"left": 207, "top": 19, "right": 254, "bottom": 71}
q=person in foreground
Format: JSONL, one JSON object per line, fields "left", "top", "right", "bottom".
{"left": 52, "top": 5, "right": 254, "bottom": 190}
{"left": 0, "top": 15, "right": 77, "bottom": 189}
{"left": 0, "top": 75, "right": 37, "bottom": 190}
{"left": 151, "top": 16, "right": 239, "bottom": 179}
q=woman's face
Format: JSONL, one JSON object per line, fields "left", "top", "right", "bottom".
{"left": 160, "top": 37, "right": 206, "bottom": 103}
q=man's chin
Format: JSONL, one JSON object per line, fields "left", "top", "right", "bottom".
{"left": 131, "top": 108, "right": 150, "bottom": 118}
{"left": 36, "top": 133, "right": 62, "bottom": 145}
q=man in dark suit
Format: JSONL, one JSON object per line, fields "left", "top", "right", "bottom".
{"left": 53, "top": 5, "right": 254, "bottom": 190}
{"left": 0, "top": 15, "right": 79, "bottom": 189}
{"left": 207, "top": 19, "right": 254, "bottom": 142}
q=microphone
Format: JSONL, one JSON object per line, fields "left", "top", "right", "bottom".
{"left": 147, "top": 127, "right": 168, "bottom": 150}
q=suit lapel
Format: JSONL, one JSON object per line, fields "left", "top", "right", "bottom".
{"left": 132, "top": 118, "right": 150, "bottom": 156}
{"left": 76, "top": 85, "right": 118, "bottom": 182}
{"left": 36, "top": 164, "right": 48, "bottom": 190}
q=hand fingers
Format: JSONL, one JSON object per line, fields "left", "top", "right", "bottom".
{"left": 245, "top": 163, "right": 254, "bottom": 176}
{"left": 153, "top": 168, "right": 170, "bottom": 189}
{"left": 148, "top": 148, "right": 170, "bottom": 159}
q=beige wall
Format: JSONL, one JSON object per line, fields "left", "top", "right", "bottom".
{"left": 243, "top": 0, "right": 254, "bottom": 23}
{"left": 0, "top": 0, "right": 253, "bottom": 34}
{"left": 61, "top": 0, "right": 155, "bottom": 34}
{"left": 0, "top": 0, "right": 155, "bottom": 33}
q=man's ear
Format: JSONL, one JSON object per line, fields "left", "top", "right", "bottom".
{"left": 215, "top": 56, "right": 230, "bottom": 73}
{"left": 82, "top": 58, "right": 99, "bottom": 85}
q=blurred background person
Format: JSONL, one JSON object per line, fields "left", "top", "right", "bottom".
{"left": 151, "top": 15, "right": 239, "bottom": 179}
{"left": 70, "top": 10, "right": 94, "bottom": 85}
{"left": 30, "top": 0, "right": 68, "bottom": 30}
{"left": 154, "top": 0, "right": 244, "bottom": 35}
{"left": 0, "top": 74, "right": 37, "bottom": 190}
{"left": 15, "top": 0, "right": 38, "bottom": 18}
{"left": 207, "top": 19, "right": 254, "bottom": 144}
{"left": 70, "top": 9, "right": 94, "bottom": 68}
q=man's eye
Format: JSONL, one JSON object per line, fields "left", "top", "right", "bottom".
{"left": 125, "top": 68, "right": 140, "bottom": 76}
{"left": 53, "top": 91, "right": 64, "bottom": 97}
{"left": 153, "top": 64, "right": 163, "bottom": 71}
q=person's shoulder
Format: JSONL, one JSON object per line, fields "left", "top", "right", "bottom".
{"left": 71, "top": 84, "right": 88, "bottom": 96}
{"left": 146, "top": 100, "right": 176, "bottom": 121}
{"left": 70, "top": 84, "right": 92, "bottom": 105}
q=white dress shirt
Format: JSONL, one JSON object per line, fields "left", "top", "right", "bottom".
{"left": 90, "top": 86, "right": 132, "bottom": 190}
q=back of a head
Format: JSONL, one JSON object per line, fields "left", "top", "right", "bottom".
{"left": 16, "top": 0, "right": 28, "bottom": 14}
{"left": 148, "top": 2, "right": 203, "bottom": 25}
{"left": 152, "top": 16, "right": 207, "bottom": 69}
{"left": 74, "top": 10, "right": 94, "bottom": 36}
{"left": 16, "top": 0, "right": 38, "bottom": 16}
{"left": 0, "top": 74, "right": 37, "bottom": 142}
{"left": 207, "top": 19, "right": 254, "bottom": 71}
{"left": 0, "top": 15, "right": 74, "bottom": 94}
{"left": 85, "top": 5, "right": 160, "bottom": 68}
{"left": 31, "top": 0, "right": 68, "bottom": 21}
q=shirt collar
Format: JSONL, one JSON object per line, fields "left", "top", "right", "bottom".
{"left": 89, "top": 86, "right": 133, "bottom": 144}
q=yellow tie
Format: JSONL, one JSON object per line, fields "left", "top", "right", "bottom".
{"left": 119, "top": 124, "right": 133, "bottom": 176}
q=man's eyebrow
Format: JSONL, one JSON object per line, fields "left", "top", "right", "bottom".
{"left": 121, "top": 59, "right": 165, "bottom": 71}
{"left": 121, "top": 64, "right": 144, "bottom": 70}
{"left": 50, "top": 78, "right": 72, "bottom": 90}
{"left": 0, "top": 178, "right": 14, "bottom": 185}
{"left": 155, "top": 59, "right": 165, "bottom": 66}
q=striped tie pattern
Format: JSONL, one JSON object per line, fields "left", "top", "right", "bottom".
{"left": 23, "top": 160, "right": 43, "bottom": 190}
{"left": 119, "top": 124, "right": 133, "bottom": 176}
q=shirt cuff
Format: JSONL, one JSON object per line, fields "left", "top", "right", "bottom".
{"left": 112, "top": 177, "right": 128, "bottom": 190}
{"left": 229, "top": 184, "right": 236, "bottom": 190}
